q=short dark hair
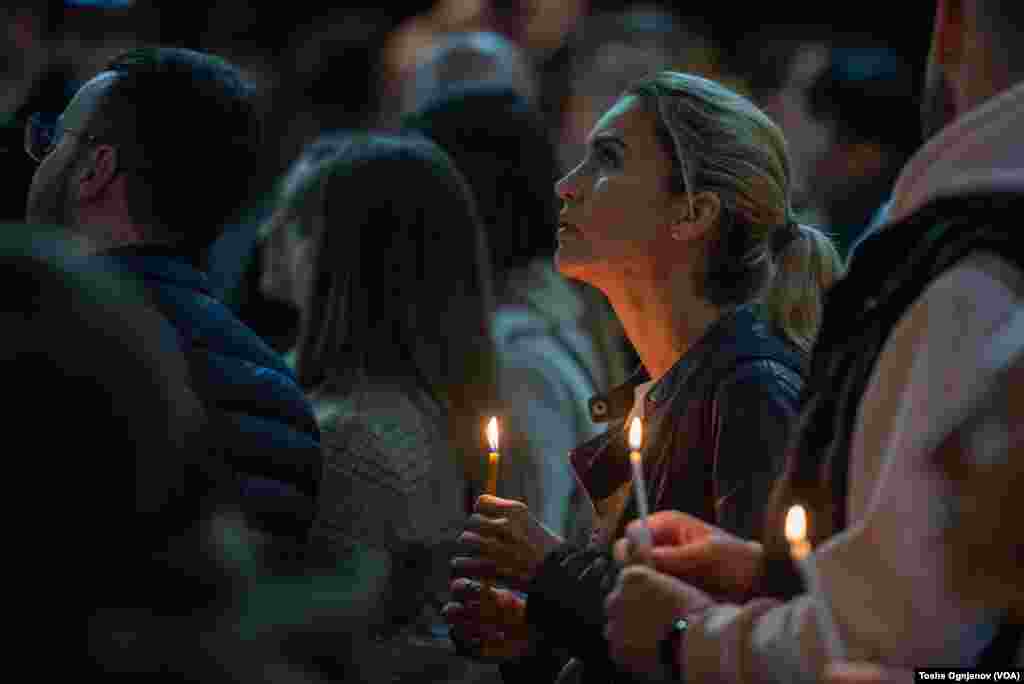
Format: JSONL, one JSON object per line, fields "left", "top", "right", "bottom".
{"left": 90, "top": 47, "right": 261, "bottom": 251}
{"left": 403, "top": 83, "right": 560, "bottom": 277}
{"left": 806, "top": 47, "right": 920, "bottom": 155}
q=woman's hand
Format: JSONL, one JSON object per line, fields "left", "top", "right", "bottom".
{"left": 603, "top": 565, "right": 714, "bottom": 677}
{"left": 451, "top": 495, "right": 564, "bottom": 591}
{"left": 442, "top": 578, "right": 535, "bottom": 663}
{"left": 613, "top": 510, "right": 763, "bottom": 602}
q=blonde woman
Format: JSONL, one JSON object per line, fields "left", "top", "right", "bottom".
{"left": 445, "top": 71, "right": 843, "bottom": 682}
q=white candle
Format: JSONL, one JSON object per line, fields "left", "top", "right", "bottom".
{"left": 628, "top": 417, "right": 654, "bottom": 553}
{"left": 785, "top": 505, "right": 847, "bottom": 661}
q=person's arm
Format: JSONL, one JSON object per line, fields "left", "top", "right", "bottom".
{"left": 681, "top": 251, "right": 1024, "bottom": 682}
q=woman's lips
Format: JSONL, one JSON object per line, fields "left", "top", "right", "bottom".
{"left": 558, "top": 222, "right": 582, "bottom": 237}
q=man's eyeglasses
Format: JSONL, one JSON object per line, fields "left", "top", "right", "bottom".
{"left": 24, "top": 112, "right": 102, "bottom": 163}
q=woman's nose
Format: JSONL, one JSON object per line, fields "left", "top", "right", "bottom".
{"left": 555, "top": 169, "right": 578, "bottom": 203}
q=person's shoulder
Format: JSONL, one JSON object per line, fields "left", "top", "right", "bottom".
{"left": 912, "top": 249, "right": 1024, "bottom": 331}
{"left": 316, "top": 388, "right": 440, "bottom": 468}
{"left": 713, "top": 311, "right": 806, "bottom": 382}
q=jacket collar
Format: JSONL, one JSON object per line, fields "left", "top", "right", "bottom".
{"left": 587, "top": 305, "right": 756, "bottom": 424}
{"left": 887, "top": 80, "right": 1024, "bottom": 228}
{"left": 91, "top": 244, "right": 213, "bottom": 297}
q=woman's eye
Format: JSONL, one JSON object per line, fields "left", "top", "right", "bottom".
{"left": 595, "top": 145, "right": 620, "bottom": 168}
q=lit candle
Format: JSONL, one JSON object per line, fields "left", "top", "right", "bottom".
{"left": 485, "top": 417, "right": 500, "bottom": 496}
{"left": 477, "top": 418, "right": 503, "bottom": 630}
{"left": 784, "top": 504, "right": 813, "bottom": 561}
{"left": 785, "top": 504, "right": 846, "bottom": 660}
{"left": 628, "top": 417, "right": 654, "bottom": 554}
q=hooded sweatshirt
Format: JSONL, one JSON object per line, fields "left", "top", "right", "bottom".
{"left": 676, "top": 81, "right": 1024, "bottom": 682}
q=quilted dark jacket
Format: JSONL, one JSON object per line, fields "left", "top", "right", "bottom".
{"left": 93, "top": 246, "right": 322, "bottom": 541}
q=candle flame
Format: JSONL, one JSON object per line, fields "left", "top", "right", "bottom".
{"left": 628, "top": 416, "right": 643, "bottom": 451}
{"left": 486, "top": 416, "right": 499, "bottom": 451}
{"left": 785, "top": 505, "right": 807, "bottom": 544}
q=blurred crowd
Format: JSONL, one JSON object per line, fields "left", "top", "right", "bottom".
{"left": 3, "top": 1, "right": 1020, "bottom": 682}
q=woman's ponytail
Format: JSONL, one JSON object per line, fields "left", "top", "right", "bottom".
{"left": 763, "top": 221, "right": 845, "bottom": 353}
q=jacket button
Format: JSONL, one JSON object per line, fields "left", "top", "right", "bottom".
{"left": 591, "top": 400, "right": 608, "bottom": 417}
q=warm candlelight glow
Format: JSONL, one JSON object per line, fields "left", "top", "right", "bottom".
{"left": 784, "top": 503, "right": 845, "bottom": 658}
{"left": 486, "top": 416, "right": 500, "bottom": 452}
{"left": 785, "top": 504, "right": 812, "bottom": 561}
{"left": 785, "top": 505, "right": 807, "bottom": 543}
{"left": 629, "top": 416, "right": 643, "bottom": 451}
{"left": 484, "top": 417, "right": 501, "bottom": 497}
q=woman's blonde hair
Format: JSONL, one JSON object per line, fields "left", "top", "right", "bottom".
{"left": 626, "top": 71, "right": 844, "bottom": 352}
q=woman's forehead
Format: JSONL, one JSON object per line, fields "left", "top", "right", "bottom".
{"left": 588, "top": 94, "right": 672, "bottom": 171}
{"left": 588, "top": 95, "right": 656, "bottom": 146}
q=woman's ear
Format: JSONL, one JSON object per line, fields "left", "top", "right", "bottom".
{"left": 670, "top": 191, "right": 721, "bottom": 242}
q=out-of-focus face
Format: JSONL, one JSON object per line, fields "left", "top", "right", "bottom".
{"left": 758, "top": 43, "right": 831, "bottom": 210}
{"left": 554, "top": 95, "right": 681, "bottom": 290}
{"left": 25, "top": 72, "right": 116, "bottom": 228}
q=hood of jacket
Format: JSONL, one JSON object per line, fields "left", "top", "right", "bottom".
{"left": 887, "top": 80, "right": 1024, "bottom": 226}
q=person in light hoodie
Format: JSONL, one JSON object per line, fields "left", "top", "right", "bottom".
{"left": 603, "top": 0, "right": 1024, "bottom": 679}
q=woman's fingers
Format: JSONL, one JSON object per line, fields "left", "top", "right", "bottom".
{"left": 648, "top": 536, "right": 714, "bottom": 576}
{"left": 475, "top": 494, "right": 529, "bottom": 518}
{"left": 642, "top": 510, "right": 713, "bottom": 546}
{"left": 825, "top": 663, "right": 916, "bottom": 684}
{"left": 450, "top": 577, "right": 487, "bottom": 601}
{"left": 443, "top": 584, "right": 532, "bottom": 663}
{"left": 451, "top": 555, "right": 499, "bottom": 581}
{"left": 457, "top": 528, "right": 502, "bottom": 557}
{"left": 464, "top": 512, "right": 516, "bottom": 541}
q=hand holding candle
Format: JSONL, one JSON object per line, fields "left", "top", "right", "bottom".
{"left": 628, "top": 417, "right": 654, "bottom": 556}
{"left": 785, "top": 504, "right": 846, "bottom": 660}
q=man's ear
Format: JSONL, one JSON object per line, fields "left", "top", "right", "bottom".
{"left": 933, "top": 0, "right": 966, "bottom": 69}
{"left": 75, "top": 144, "right": 119, "bottom": 202}
{"left": 670, "top": 191, "right": 721, "bottom": 242}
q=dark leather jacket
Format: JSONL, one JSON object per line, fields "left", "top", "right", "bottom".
{"left": 504, "top": 305, "right": 806, "bottom": 683}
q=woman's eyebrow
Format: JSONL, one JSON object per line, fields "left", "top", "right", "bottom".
{"left": 590, "top": 133, "right": 627, "bottom": 151}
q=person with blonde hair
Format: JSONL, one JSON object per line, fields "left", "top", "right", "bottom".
{"left": 445, "top": 71, "right": 842, "bottom": 683}
{"left": 604, "top": 0, "right": 1024, "bottom": 678}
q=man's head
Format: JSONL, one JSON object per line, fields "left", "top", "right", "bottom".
{"left": 922, "top": 0, "right": 1024, "bottom": 139}
{"left": 803, "top": 46, "right": 920, "bottom": 227}
{"left": 25, "top": 47, "right": 261, "bottom": 255}
{"left": 401, "top": 31, "right": 537, "bottom": 117}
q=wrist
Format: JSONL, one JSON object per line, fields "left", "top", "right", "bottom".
{"left": 658, "top": 617, "right": 688, "bottom": 682}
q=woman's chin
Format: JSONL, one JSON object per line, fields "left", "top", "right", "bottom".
{"left": 554, "top": 246, "right": 591, "bottom": 282}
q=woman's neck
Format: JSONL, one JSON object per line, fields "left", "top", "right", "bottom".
{"left": 600, "top": 268, "right": 723, "bottom": 381}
